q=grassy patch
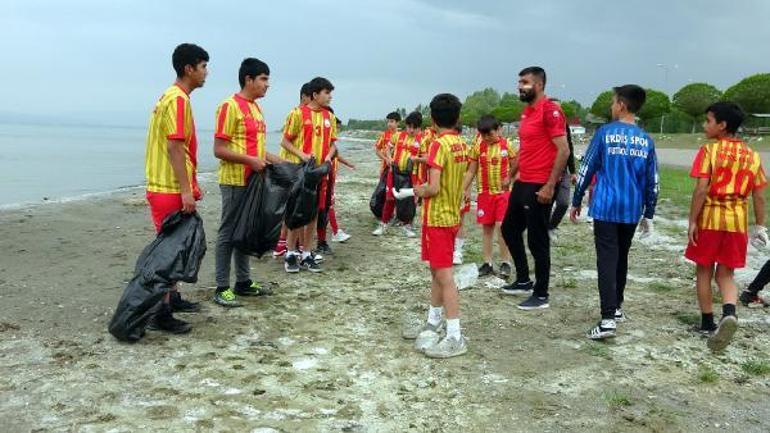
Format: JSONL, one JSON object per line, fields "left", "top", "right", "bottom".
{"left": 674, "top": 312, "right": 699, "bottom": 327}
{"left": 697, "top": 365, "right": 720, "bottom": 384}
{"left": 649, "top": 281, "right": 674, "bottom": 293}
{"left": 741, "top": 359, "right": 770, "bottom": 376}
{"left": 604, "top": 392, "right": 632, "bottom": 409}
{"left": 583, "top": 342, "right": 612, "bottom": 359}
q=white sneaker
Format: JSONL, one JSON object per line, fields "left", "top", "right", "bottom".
{"left": 331, "top": 230, "right": 351, "bottom": 243}
{"left": 403, "top": 225, "right": 417, "bottom": 238}
{"left": 415, "top": 328, "right": 442, "bottom": 352}
{"left": 424, "top": 335, "right": 468, "bottom": 358}
{"left": 548, "top": 229, "right": 558, "bottom": 243}
{"left": 453, "top": 249, "right": 463, "bottom": 265}
{"left": 372, "top": 223, "right": 387, "bottom": 236}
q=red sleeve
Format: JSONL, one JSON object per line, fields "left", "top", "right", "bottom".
{"left": 214, "top": 102, "right": 232, "bottom": 141}
{"left": 544, "top": 102, "right": 566, "bottom": 139}
{"left": 426, "top": 140, "right": 444, "bottom": 170}
{"left": 690, "top": 146, "right": 710, "bottom": 178}
{"left": 167, "top": 96, "right": 188, "bottom": 140}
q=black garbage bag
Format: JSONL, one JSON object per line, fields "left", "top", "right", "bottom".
{"left": 232, "top": 163, "right": 301, "bottom": 257}
{"left": 108, "top": 211, "right": 206, "bottom": 342}
{"left": 285, "top": 159, "right": 330, "bottom": 230}
{"left": 393, "top": 160, "right": 416, "bottom": 223}
{"left": 316, "top": 172, "right": 334, "bottom": 232}
{"left": 369, "top": 167, "right": 388, "bottom": 219}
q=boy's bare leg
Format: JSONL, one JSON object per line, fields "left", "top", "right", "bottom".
{"left": 715, "top": 265, "right": 737, "bottom": 305}
{"left": 482, "top": 224, "right": 495, "bottom": 263}
{"left": 696, "top": 264, "right": 715, "bottom": 314}
{"left": 435, "top": 267, "right": 459, "bottom": 319}
{"left": 430, "top": 268, "right": 443, "bottom": 309}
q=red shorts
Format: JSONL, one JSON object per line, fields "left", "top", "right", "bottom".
{"left": 421, "top": 225, "right": 459, "bottom": 269}
{"left": 684, "top": 229, "right": 748, "bottom": 269}
{"left": 146, "top": 191, "right": 183, "bottom": 233}
{"left": 476, "top": 191, "right": 510, "bottom": 225}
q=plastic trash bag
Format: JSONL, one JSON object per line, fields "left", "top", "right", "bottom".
{"left": 393, "top": 160, "right": 416, "bottom": 223}
{"left": 232, "top": 163, "right": 301, "bottom": 257}
{"left": 108, "top": 211, "right": 206, "bottom": 342}
{"left": 285, "top": 159, "right": 330, "bottom": 230}
{"left": 369, "top": 168, "right": 388, "bottom": 219}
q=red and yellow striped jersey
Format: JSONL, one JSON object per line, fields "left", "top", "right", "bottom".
{"left": 468, "top": 135, "right": 517, "bottom": 194}
{"left": 145, "top": 84, "right": 200, "bottom": 196}
{"left": 417, "top": 127, "right": 436, "bottom": 183}
{"left": 390, "top": 131, "right": 422, "bottom": 173}
{"left": 214, "top": 93, "right": 267, "bottom": 186}
{"left": 690, "top": 138, "right": 767, "bottom": 233}
{"left": 280, "top": 106, "right": 337, "bottom": 164}
{"left": 422, "top": 131, "right": 469, "bottom": 227}
{"left": 375, "top": 129, "right": 397, "bottom": 172}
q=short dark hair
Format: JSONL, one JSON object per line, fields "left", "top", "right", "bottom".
{"left": 386, "top": 111, "right": 402, "bottom": 122}
{"left": 477, "top": 115, "right": 501, "bottom": 134}
{"left": 429, "top": 93, "right": 462, "bottom": 128}
{"left": 172, "top": 43, "right": 209, "bottom": 78}
{"left": 519, "top": 66, "right": 546, "bottom": 87}
{"left": 404, "top": 111, "right": 422, "bottom": 128}
{"left": 706, "top": 101, "right": 745, "bottom": 134}
{"left": 300, "top": 82, "right": 311, "bottom": 98}
{"left": 612, "top": 85, "right": 646, "bottom": 114}
{"left": 335, "top": 117, "right": 343, "bottom": 126}
{"left": 307, "top": 77, "right": 334, "bottom": 98}
{"left": 238, "top": 58, "right": 269, "bottom": 88}
{"left": 453, "top": 124, "right": 463, "bottom": 133}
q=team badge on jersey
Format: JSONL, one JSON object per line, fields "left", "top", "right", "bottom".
{"left": 324, "top": 119, "right": 331, "bottom": 128}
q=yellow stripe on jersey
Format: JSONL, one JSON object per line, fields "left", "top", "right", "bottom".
{"left": 468, "top": 136, "right": 517, "bottom": 194}
{"left": 280, "top": 106, "right": 337, "bottom": 164}
{"left": 690, "top": 138, "right": 768, "bottom": 233}
{"left": 145, "top": 84, "right": 199, "bottom": 194}
{"left": 215, "top": 93, "right": 267, "bottom": 186}
{"left": 390, "top": 131, "right": 421, "bottom": 173}
{"left": 422, "top": 131, "right": 469, "bottom": 227}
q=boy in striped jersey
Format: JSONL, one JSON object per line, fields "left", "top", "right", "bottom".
{"left": 685, "top": 102, "right": 767, "bottom": 351}
{"left": 462, "top": 115, "right": 515, "bottom": 277}
{"left": 571, "top": 85, "right": 658, "bottom": 340}
{"left": 411, "top": 93, "right": 469, "bottom": 358}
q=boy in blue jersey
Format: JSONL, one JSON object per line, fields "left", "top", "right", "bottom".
{"left": 570, "top": 85, "right": 659, "bottom": 340}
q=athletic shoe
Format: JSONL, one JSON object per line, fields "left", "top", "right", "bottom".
{"left": 517, "top": 295, "right": 550, "bottom": 310}
{"left": 314, "top": 241, "right": 333, "bottom": 256}
{"left": 372, "top": 223, "right": 387, "bottom": 236}
{"left": 234, "top": 280, "right": 273, "bottom": 296}
{"left": 690, "top": 324, "right": 717, "bottom": 337}
{"left": 498, "top": 262, "right": 512, "bottom": 278}
{"left": 284, "top": 254, "right": 300, "bottom": 273}
{"left": 310, "top": 251, "right": 324, "bottom": 263}
{"left": 331, "top": 230, "right": 352, "bottom": 243}
{"left": 478, "top": 262, "right": 494, "bottom": 277}
{"left": 548, "top": 229, "right": 558, "bottom": 243}
{"left": 453, "top": 249, "right": 463, "bottom": 265}
{"left": 402, "top": 225, "right": 417, "bottom": 238}
{"left": 403, "top": 320, "right": 445, "bottom": 340}
{"left": 272, "top": 242, "right": 287, "bottom": 258}
{"left": 213, "top": 287, "right": 243, "bottom": 308}
{"left": 147, "top": 304, "right": 192, "bottom": 334}
{"left": 301, "top": 256, "right": 322, "bottom": 273}
{"left": 707, "top": 315, "right": 738, "bottom": 352}
{"left": 424, "top": 335, "right": 468, "bottom": 359}
{"left": 739, "top": 290, "right": 769, "bottom": 308}
{"left": 170, "top": 291, "right": 201, "bottom": 313}
{"left": 587, "top": 319, "right": 617, "bottom": 340}
{"left": 415, "top": 328, "right": 442, "bottom": 352}
{"left": 501, "top": 280, "right": 533, "bottom": 296}
{"left": 614, "top": 308, "right": 627, "bottom": 322}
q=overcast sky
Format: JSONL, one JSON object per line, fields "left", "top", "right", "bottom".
{"left": 2, "top": 0, "right": 768, "bottom": 130}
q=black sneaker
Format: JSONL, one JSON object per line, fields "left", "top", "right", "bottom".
{"left": 170, "top": 291, "right": 201, "bottom": 313}
{"left": 213, "top": 287, "right": 243, "bottom": 308}
{"left": 478, "top": 262, "right": 494, "bottom": 277}
{"left": 690, "top": 324, "right": 717, "bottom": 337}
{"left": 501, "top": 280, "right": 533, "bottom": 296}
{"left": 707, "top": 315, "right": 738, "bottom": 352}
{"left": 284, "top": 254, "right": 300, "bottom": 273}
{"left": 517, "top": 295, "right": 550, "bottom": 310}
{"left": 147, "top": 304, "right": 192, "bottom": 334}
{"left": 234, "top": 280, "right": 273, "bottom": 296}
{"left": 301, "top": 256, "right": 322, "bottom": 273}
{"left": 315, "top": 241, "right": 333, "bottom": 256}
{"left": 739, "top": 290, "right": 768, "bottom": 308}
{"left": 614, "top": 308, "right": 627, "bottom": 322}
{"left": 587, "top": 319, "right": 617, "bottom": 340}
{"left": 498, "top": 262, "right": 512, "bottom": 278}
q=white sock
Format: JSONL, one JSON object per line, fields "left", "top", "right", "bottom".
{"left": 427, "top": 306, "right": 443, "bottom": 326}
{"left": 455, "top": 238, "right": 465, "bottom": 251}
{"left": 446, "top": 318, "right": 461, "bottom": 339}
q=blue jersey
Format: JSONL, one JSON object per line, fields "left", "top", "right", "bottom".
{"left": 572, "top": 121, "right": 659, "bottom": 224}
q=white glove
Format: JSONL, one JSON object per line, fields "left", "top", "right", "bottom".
{"left": 750, "top": 225, "right": 768, "bottom": 249}
{"left": 392, "top": 188, "right": 415, "bottom": 200}
{"left": 638, "top": 218, "right": 653, "bottom": 239}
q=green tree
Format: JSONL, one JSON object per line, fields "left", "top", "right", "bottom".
{"left": 491, "top": 92, "right": 525, "bottom": 123}
{"left": 724, "top": 73, "right": 770, "bottom": 113}
{"left": 460, "top": 88, "right": 501, "bottom": 126}
{"left": 638, "top": 89, "right": 671, "bottom": 130}
{"left": 590, "top": 90, "right": 614, "bottom": 121}
{"left": 560, "top": 100, "right": 586, "bottom": 123}
{"left": 673, "top": 83, "right": 722, "bottom": 132}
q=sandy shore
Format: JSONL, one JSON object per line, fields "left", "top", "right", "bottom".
{"left": 2, "top": 140, "right": 770, "bottom": 432}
